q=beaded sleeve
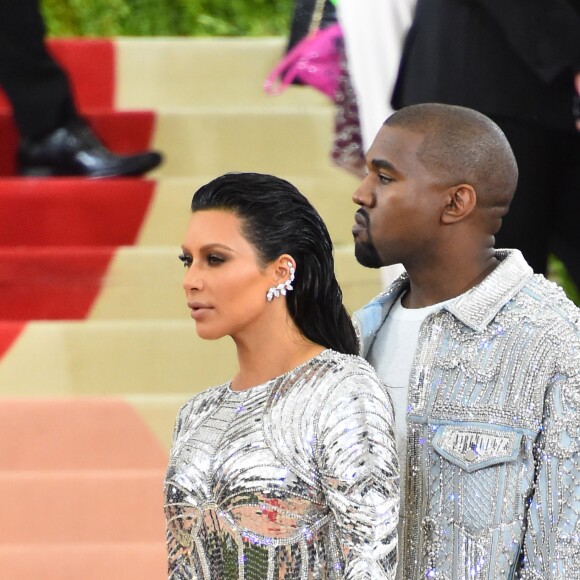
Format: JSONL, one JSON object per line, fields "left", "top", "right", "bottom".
{"left": 316, "top": 372, "right": 399, "bottom": 578}
{"left": 520, "top": 355, "right": 580, "bottom": 578}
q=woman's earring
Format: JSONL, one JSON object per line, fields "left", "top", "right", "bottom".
{"left": 266, "top": 262, "right": 295, "bottom": 302}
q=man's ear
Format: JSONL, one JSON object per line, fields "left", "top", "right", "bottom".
{"left": 441, "top": 184, "right": 477, "bottom": 224}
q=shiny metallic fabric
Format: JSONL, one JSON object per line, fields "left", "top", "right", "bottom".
{"left": 355, "top": 249, "right": 580, "bottom": 579}
{"left": 165, "top": 350, "right": 399, "bottom": 579}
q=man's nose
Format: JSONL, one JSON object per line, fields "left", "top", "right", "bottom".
{"left": 352, "top": 174, "right": 374, "bottom": 207}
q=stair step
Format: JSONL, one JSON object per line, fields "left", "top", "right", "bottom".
{"left": 0, "top": 37, "right": 328, "bottom": 111}
{"left": 0, "top": 39, "right": 115, "bottom": 113}
{"left": 0, "top": 110, "right": 157, "bottom": 177}
{"left": 137, "top": 174, "right": 360, "bottom": 248}
{"left": 0, "top": 398, "right": 166, "bottom": 470}
{"left": 0, "top": 543, "right": 166, "bottom": 580}
{"left": 0, "top": 178, "right": 154, "bottom": 246}
{"left": 0, "top": 320, "right": 237, "bottom": 396}
{"left": 0, "top": 245, "right": 380, "bottom": 322}
{"left": 116, "top": 37, "right": 330, "bottom": 109}
{"left": 0, "top": 469, "right": 166, "bottom": 543}
{"left": 151, "top": 107, "right": 340, "bottom": 177}
{"left": 88, "top": 245, "right": 379, "bottom": 321}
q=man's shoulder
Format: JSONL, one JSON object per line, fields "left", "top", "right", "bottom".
{"left": 516, "top": 273, "right": 580, "bottom": 332}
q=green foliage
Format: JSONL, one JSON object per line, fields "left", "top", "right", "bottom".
{"left": 548, "top": 255, "right": 580, "bottom": 305}
{"left": 41, "top": 0, "right": 293, "bottom": 37}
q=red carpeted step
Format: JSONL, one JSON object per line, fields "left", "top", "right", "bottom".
{"left": 0, "top": 398, "right": 168, "bottom": 577}
{"left": 0, "top": 178, "right": 155, "bottom": 246}
{"left": 0, "top": 247, "right": 115, "bottom": 320}
{"left": 0, "top": 39, "right": 115, "bottom": 114}
{"left": 0, "top": 398, "right": 167, "bottom": 471}
{"left": 0, "top": 543, "right": 167, "bottom": 580}
{"left": 0, "top": 469, "right": 166, "bottom": 544}
{"left": 0, "top": 322, "right": 25, "bottom": 359}
{"left": 0, "top": 110, "right": 157, "bottom": 176}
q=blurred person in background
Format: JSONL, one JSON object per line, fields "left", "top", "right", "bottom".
{"left": 391, "top": 0, "right": 580, "bottom": 289}
{"left": 0, "top": 0, "right": 162, "bottom": 177}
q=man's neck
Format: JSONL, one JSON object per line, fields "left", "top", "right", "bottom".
{"left": 402, "top": 251, "right": 499, "bottom": 309}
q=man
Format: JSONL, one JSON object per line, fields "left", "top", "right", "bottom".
{"left": 352, "top": 103, "right": 580, "bottom": 578}
{"left": 391, "top": 0, "right": 580, "bottom": 286}
{"left": 0, "top": 0, "right": 162, "bottom": 177}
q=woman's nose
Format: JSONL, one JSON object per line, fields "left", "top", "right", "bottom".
{"left": 182, "top": 266, "right": 202, "bottom": 292}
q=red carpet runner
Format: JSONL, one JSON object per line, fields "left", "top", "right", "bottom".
{"left": 0, "top": 39, "right": 168, "bottom": 580}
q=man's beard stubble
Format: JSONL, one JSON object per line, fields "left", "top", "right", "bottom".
{"left": 354, "top": 238, "right": 383, "bottom": 269}
{"left": 353, "top": 208, "right": 384, "bottom": 268}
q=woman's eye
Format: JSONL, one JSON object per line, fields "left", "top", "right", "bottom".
{"left": 378, "top": 174, "right": 392, "bottom": 184}
{"left": 178, "top": 254, "right": 192, "bottom": 268}
{"left": 207, "top": 254, "right": 225, "bottom": 266}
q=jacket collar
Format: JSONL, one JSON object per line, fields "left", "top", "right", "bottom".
{"left": 446, "top": 249, "right": 533, "bottom": 331}
{"left": 354, "top": 249, "right": 534, "bottom": 355}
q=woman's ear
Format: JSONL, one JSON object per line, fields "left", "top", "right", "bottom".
{"left": 272, "top": 254, "right": 296, "bottom": 283}
{"left": 441, "top": 184, "right": 477, "bottom": 224}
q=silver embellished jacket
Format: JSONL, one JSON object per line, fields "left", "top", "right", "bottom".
{"left": 354, "top": 250, "right": 580, "bottom": 579}
{"left": 165, "top": 350, "right": 399, "bottom": 579}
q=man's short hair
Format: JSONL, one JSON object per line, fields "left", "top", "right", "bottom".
{"left": 385, "top": 103, "right": 518, "bottom": 213}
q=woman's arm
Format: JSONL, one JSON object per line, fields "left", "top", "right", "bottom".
{"left": 316, "top": 370, "right": 399, "bottom": 579}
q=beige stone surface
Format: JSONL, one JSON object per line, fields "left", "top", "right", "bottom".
{"left": 0, "top": 321, "right": 236, "bottom": 396}
{"left": 116, "top": 37, "right": 330, "bottom": 109}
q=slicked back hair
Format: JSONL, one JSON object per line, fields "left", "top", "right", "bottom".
{"left": 191, "top": 172, "right": 359, "bottom": 355}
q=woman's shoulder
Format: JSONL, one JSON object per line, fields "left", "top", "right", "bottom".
{"left": 317, "top": 349, "right": 382, "bottom": 383}
{"left": 308, "top": 349, "right": 387, "bottom": 400}
{"left": 175, "top": 382, "right": 230, "bottom": 424}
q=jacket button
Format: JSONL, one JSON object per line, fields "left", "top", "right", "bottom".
{"left": 464, "top": 449, "right": 477, "bottom": 462}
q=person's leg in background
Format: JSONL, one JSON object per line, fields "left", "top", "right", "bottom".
{"left": 551, "top": 131, "right": 580, "bottom": 289}
{"left": 492, "top": 117, "right": 553, "bottom": 276}
{"left": 0, "top": 0, "right": 162, "bottom": 177}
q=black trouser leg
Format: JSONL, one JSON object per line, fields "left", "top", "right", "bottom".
{"left": 0, "top": 0, "right": 78, "bottom": 140}
{"left": 493, "top": 116, "right": 580, "bottom": 288}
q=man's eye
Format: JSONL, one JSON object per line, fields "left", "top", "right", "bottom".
{"left": 378, "top": 174, "right": 392, "bottom": 184}
{"left": 178, "top": 254, "right": 192, "bottom": 268}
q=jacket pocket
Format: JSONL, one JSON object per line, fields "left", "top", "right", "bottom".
{"left": 432, "top": 423, "right": 522, "bottom": 473}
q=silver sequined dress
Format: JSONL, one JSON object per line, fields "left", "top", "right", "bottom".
{"left": 165, "top": 350, "right": 399, "bottom": 579}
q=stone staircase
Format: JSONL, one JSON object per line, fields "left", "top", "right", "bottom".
{"left": 0, "top": 37, "right": 382, "bottom": 579}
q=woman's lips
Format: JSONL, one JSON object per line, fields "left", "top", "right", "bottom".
{"left": 187, "top": 302, "right": 213, "bottom": 320}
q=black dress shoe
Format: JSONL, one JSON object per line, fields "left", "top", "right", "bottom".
{"left": 18, "top": 118, "right": 163, "bottom": 178}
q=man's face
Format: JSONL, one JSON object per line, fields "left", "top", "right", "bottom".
{"left": 352, "top": 124, "right": 447, "bottom": 269}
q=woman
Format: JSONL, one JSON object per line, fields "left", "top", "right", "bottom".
{"left": 164, "top": 172, "right": 398, "bottom": 579}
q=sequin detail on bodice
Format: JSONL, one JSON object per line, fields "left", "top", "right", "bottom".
{"left": 165, "top": 350, "right": 399, "bottom": 579}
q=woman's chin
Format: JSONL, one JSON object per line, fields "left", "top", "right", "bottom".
{"left": 194, "top": 324, "right": 225, "bottom": 341}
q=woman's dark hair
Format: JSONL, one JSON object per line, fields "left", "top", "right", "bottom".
{"left": 191, "top": 172, "right": 358, "bottom": 356}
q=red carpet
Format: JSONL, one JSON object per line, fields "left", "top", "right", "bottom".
{"left": 0, "top": 39, "right": 115, "bottom": 113}
{"left": 0, "top": 39, "right": 157, "bottom": 345}
{"left": 0, "top": 322, "right": 25, "bottom": 359}
{"left": 0, "top": 247, "right": 116, "bottom": 320}
{"left": 0, "top": 39, "right": 168, "bottom": 579}
{"left": 0, "top": 178, "right": 154, "bottom": 246}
